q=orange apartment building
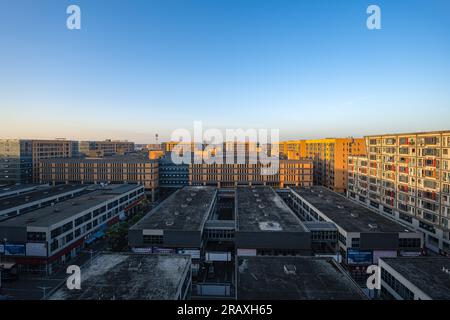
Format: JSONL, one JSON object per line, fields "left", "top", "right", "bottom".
{"left": 279, "top": 138, "right": 366, "bottom": 193}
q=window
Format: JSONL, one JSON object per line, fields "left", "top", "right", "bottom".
{"left": 381, "top": 268, "right": 414, "bottom": 300}
{"left": 143, "top": 235, "right": 163, "bottom": 245}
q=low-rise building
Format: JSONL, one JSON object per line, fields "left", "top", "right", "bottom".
{"left": 0, "top": 184, "right": 145, "bottom": 274}
{"left": 235, "top": 186, "right": 311, "bottom": 256}
{"left": 0, "top": 184, "right": 87, "bottom": 221}
{"left": 49, "top": 252, "right": 192, "bottom": 300}
{"left": 287, "top": 186, "right": 423, "bottom": 282}
{"left": 237, "top": 256, "right": 366, "bottom": 300}
{"left": 378, "top": 257, "right": 450, "bottom": 300}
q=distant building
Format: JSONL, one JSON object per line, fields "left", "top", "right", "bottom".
{"left": 38, "top": 155, "right": 159, "bottom": 201}
{"left": 48, "top": 253, "right": 192, "bottom": 300}
{"left": 189, "top": 159, "right": 313, "bottom": 188}
{"left": 158, "top": 157, "right": 189, "bottom": 188}
{"left": 31, "top": 139, "right": 79, "bottom": 182}
{"left": 0, "top": 139, "right": 33, "bottom": 184}
{"left": 347, "top": 130, "right": 450, "bottom": 254}
{"left": 379, "top": 257, "right": 450, "bottom": 300}
{"left": 79, "top": 140, "right": 135, "bottom": 157}
{"left": 0, "top": 184, "right": 145, "bottom": 274}
{"left": 237, "top": 256, "right": 367, "bottom": 300}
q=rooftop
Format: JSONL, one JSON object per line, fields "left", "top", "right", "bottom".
{"left": 292, "top": 187, "right": 413, "bottom": 233}
{"left": 49, "top": 253, "right": 191, "bottom": 300}
{"left": 0, "top": 184, "right": 42, "bottom": 198}
{"left": 380, "top": 257, "right": 450, "bottom": 300}
{"left": 0, "top": 184, "right": 87, "bottom": 212}
{"left": 130, "top": 186, "right": 216, "bottom": 232}
{"left": 236, "top": 186, "right": 308, "bottom": 232}
{"left": 0, "top": 184, "right": 141, "bottom": 228}
{"left": 237, "top": 256, "right": 366, "bottom": 300}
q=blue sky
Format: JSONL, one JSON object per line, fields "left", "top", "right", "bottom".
{"left": 1, "top": 0, "right": 449, "bottom": 143}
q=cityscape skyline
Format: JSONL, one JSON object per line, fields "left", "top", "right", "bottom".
{"left": 1, "top": 0, "right": 450, "bottom": 143}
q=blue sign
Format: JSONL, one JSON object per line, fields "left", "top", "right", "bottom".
{"left": 5, "top": 244, "right": 26, "bottom": 256}
{"left": 347, "top": 249, "right": 373, "bottom": 265}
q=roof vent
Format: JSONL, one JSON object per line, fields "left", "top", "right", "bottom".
{"left": 350, "top": 213, "right": 359, "bottom": 218}
{"left": 442, "top": 266, "right": 450, "bottom": 274}
{"left": 190, "top": 193, "right": 197, "bottom": 197}
{"left": 368, "top": 223, "right": 378, "bottom": 230}
{"left": 284, "top": 264, "right": 296, "bottom": 275}
{"left": 174, "top": 211, "right": 180, "bottom": 216}
{"left": 186, "top": 198, "right": 192, "bottom": 202}
{"left": 181, "top": 204, "right": 187, "bottom": 208}
{"left": 165, "top": 220, "right": 174, "bottom": 226}
{"left": 337, "top": 205, "right": 344, "bottom": 209}
{"left": 258, "top": 204, "right": 265, "bottom": 209}
{"left": 318, "top": 194, "right": 323, "bottom": 198}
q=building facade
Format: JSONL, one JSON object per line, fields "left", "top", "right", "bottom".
{"left": 38, "top": 155, "right": 159, "bottom": 201}
{"left": 31, "top": 139, "right": 79, "bottom": 182}
{"left": 0, "top": 184, "right": 145, "bottom": 274}
{"left": 189, "top": 159, "right": 313, "bottom": 188}
{"left": 347, "top": 131, "right": 450, "bottom": 255}
{"left": 79, "top": 140, "right": 135, "bottom": 157}
{"left": 0, "top": 139, "right": 33, "bottom": 184}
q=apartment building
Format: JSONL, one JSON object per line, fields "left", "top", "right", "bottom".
{"left": 31, "top": 139, "right": 79, "bottom": 182}
{"left": 189, "top": 159, "right": 313, "bottom": 188}
{"left": 304, "top": 138, "right": 366, "bottom": 193}
{"left": 0, "top": 139, "right": 33, "bottom": 184}
{"left": 279, "top": 140, "right": 307, "bottom": 160}
{"left": 38, "top": 155, "right": 159, "bottom": 201}
{"left": 347, "top": 131, "right": 450, "bottom": 255}
{"left": 278, "top": 138, "right": 366, "bottom": 193}
{"left": 79, "top": 140, "right": 135, "bottom": 157}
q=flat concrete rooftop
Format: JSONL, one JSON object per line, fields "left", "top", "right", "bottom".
{"left": 0, "top": 184, "right": 140, "bottom": 228}
{"left": 237, "top": 256, "right": 366, "bottom": 300}
{"left": 0, "top": 184, "right": 42, "bottom": 198}
{"left": 130, "top": 186, "right": 216, "bottom": 232}
{"left": 49, "top": 253, "right": 191, "bottom": 300}
{"left": 292, "top": 187, "right": 413, "bottom": 233}
{"left": 380, "top": 257, "right": 450, "bottom": 300}
{"left": 0, "top": 184, "right": 87, "bottom": 212}
{"left": 236, "top": 186, "right": 308, "bottom": 232}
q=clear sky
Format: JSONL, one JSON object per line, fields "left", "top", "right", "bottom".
{"left": 1, "top": 0, "right": 450, "bottom": 143}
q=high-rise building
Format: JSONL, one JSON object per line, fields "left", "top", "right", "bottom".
{"left": 347, "top": 130, "right": 450, "bottom": 255}
{"left": 0, "top": 139, "right": 33, "bottom": 184}
{"left": 279, "top": 138, "right": 366, "bottom": 193}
